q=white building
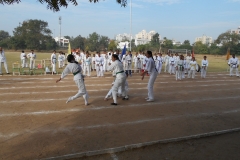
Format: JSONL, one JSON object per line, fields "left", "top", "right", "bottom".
{"left": 135, "top": 30, "right": 156, "bottom": 46}
{"left": 54, "top": 37, "right": 70, "bottom": 47}
{"left": 172, "top": 39, "right": 182, "bottom": 46}
{"left": 117, "top": 41, "right": 129, "bottom": 49}
{"left": 230, "top": 26, "right": 240, "bottom": 35}
{"left": 195, "top": 35, "right": 213, "bottom": 45}
{"left": 115, "top": 33, "right": 131, "bottom": 42}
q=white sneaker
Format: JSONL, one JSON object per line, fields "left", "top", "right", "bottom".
{"left": 146, "top": 99, "right": 154, "bottom": 102}
{"left": 145, "top": 97, "right": 149, "bottom": 100}
{"left": 66, "top": 97, "right": 72, "bottom": 104}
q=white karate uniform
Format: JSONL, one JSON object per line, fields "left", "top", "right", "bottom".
{"left": 228, "top": 57, "right": 239, "bottom": 76}
{"left": 156, "top": 56, "right": 163, "bottom": 74}
{"left": 142, "top": 56, "right": 148, "bottom": 70}
{"left": 58, "top": 54, "right": 63, "bottom": 68}
{"left": 20, "top": 52, "right": 27, "bottom": 68}
{"left": 0, "top": 50, "right": 9, "bottom": 74}
{"left": 95, "top": 56, "right": 104, "bottom": 77}
{"left": 145, "top": 58, "right": 158, "bottom": 100}
{"left": 27, "top": 53, "right": 36, "bottom": 69}
{"left": 105, "top": 80, "right": 129, "bottom": 99}
{"left": 201, "top": 59, "right": 209, "bottom": 78}
{"left": 51, "top": 53, "right": 57, "bottom": 73}
{"left": 83, "top": 57, "right": 91, "bottom": 76}
{"left": 164, "top": 55, "right": 170, "bottom": 72}
{"left": 108, "top": 60, "right": 127, "bottom": 104}
{"left": 169, "top": 57, "right": 176, "bottom": 74}
{"left": 176, "top": 59, "right": 184, "bottom": 80}
{"left": 188, "top": 61, "right": 198, "bottom": 78}
{"left": 61, "top": 63, "right": 88, "bottom": 105}
{"left": 103, "top": 54, "right": 109, "bottom": 71}
{"left": 185, "top": 56, "right": 192, "bottom": 74}
{"left": 91, "top": 56, "right": 96, "bottom": 70}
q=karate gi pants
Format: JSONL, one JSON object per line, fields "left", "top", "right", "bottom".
{"left": 148, "top": 71, "right": 157, "bottom": 100}
{"left": 157, "top": 63, "right": 162, "bottom": 74}
{"left": 0, "top": 61, "right": 9, "bottom": 74}
{"left": 201, "top": 67, "right": 207, "bottom": 78}
{"left": 29, "top": 59, "right": 35, "bottom": 69}
{"left": 21, "top": 59, "right": 26, "bottom": 68}
{"left": 84, "top": 65, "right": 91, "bottom": 76}
{"left": 112, "top": 75, "right": 126, "bottom": 104}
{"left": 188, "top": 70, "right": 196, "bottom": 78}
{"left": 52, "top": 63, "right": 56, "bottom": 73}
{"left": 164, "top": 63, "right": 169, "bottom": 72}
{"left": 69, "top": 79, "right": 88, "bottom": 104}
{"left": 96, "top": 65, "right": 104, "bottom": 77}
{"left": 58, "top": 61, "right": 63, "bottom": 68}
{"left": 230, "top": 67, "right": 239, "bottom": 76}
{"left": 169, "top": 64, "right": 175, "bottom": 74}
{"left": 176, "top": 70, "right": 184, "bottom": 80}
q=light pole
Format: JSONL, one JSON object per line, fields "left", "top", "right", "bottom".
{"left": 130, "top": 0, "right": 132, "bottom": 51}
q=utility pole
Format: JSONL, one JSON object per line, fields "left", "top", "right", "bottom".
{"left": 130, "top": 0, "right": 132, "bottom": 51}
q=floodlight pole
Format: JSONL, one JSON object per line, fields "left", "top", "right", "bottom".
{"left": 59, "top": 16, "right": 62, "bottom": 47}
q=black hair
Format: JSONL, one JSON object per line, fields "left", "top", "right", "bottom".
{"left": 67, "top": 54, "right": 78, "bottom": 64}
{"left": 112, "top": 54, "right": 121, "bottom": 62}
{"left": 147, "top": 50, "right": 153, "bottom": 57}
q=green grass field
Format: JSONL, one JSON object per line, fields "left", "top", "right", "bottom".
{"left": 2, "top": 52, "right": 229, "bottom": 74}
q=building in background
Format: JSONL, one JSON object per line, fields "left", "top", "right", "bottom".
{"left": 115, "top": 33, "right": 131, "bottom": 42}
{"left": 172, "top": 39, "right": 182, "bottom": 46}
{"left": 195, "top": 35, "right": 213, "bottom": 45}
{"left": 135, "top": 30, "right": 156, "bottom": 46}
{"left": 117, "top": 41, "right": 130, "bottom": 49}
{"left": 230, "top": 26, "right": 240, "bottom": 35}
{"left": 54, "top": 37, "right": 69, "bottom": 47}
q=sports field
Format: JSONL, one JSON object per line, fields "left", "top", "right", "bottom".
{"left": 0, "top": 71, "right": 240, "bottom": 159}
{"left": 3, "top": 52, "right": 229, "bottom": 74}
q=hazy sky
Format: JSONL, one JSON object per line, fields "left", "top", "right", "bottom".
{"left": 1, "top": 0, "right": 240, "bottom": 43}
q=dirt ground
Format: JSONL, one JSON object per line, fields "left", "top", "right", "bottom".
{"left": 0, "top": 71, "right": 240, "bottom": 160}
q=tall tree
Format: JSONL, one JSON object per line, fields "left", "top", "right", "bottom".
{"left": 0, "top": 0, "right": 127, "bottom": 11}
{"left": 12, "top": 19, "right": 54, "bottom": 50}
{"left": 0, "top": 30, "right": 10, "bottom": 42}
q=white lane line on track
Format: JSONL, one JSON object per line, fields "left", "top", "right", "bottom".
{"left": 1, "top": 87, "right": 240, "bottom": 96}
{"left": 1, "top": 82, "right": 240, "bottom": 96}
{"left": 0, "top": 108, "right": 240, "bottom": 139}
{"left": 0, "top": 95, "right": 240, "bottom": 117}
{"left": 0, "top": 79, "right": 239, "bottom": 90}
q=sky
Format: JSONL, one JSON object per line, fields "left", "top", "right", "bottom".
{"left": 1, "top": 0, "right": 240, "bottom": 43}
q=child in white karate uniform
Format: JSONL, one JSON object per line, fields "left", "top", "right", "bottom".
{"left": 201, "top": 56, "right": 209, "bottom": 78}
{"left": 188, "top": 57, "right": 198, "bottom": 79}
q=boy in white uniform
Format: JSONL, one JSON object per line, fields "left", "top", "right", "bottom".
{"left": 125, "top": 51, "right": 132, "bottom": 76}
{"left": 27, "top": 50, "right": 36, "bottom": 69}
{"left": 0, "top": 47, "right": 9, "bottom": 75}
{"left": 201, "top": 56, "right": 209, "bottom": 78}
{"left": 83, "top": 53, "right": 92, "bottom": 77}
{"left": 51, "top": 51, "right": 57, "bottom": 74}
{"left": 175, "top": 55, "right": 184, "bottom": 80}
{"left": 20, "top": 50, "right": 27, "bottom": 68}
{"left": 228, "top": 54, "right": 239, "bottom": 77}
{"left": 95, "top": 52, "right": 104, "bottom": 77}
{"left": 188, "top": 57, "right": 198, "bottom": 79}
{"left": 164, "top": 53, "right": 170, "bottom": 73}
{"left": 169, "top": 54, "right": 176, "bottom": 74}
{"left": 58, "top": 52, "right": 63, "bottom": 69}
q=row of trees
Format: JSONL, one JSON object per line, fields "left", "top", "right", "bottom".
{"left": 133, "top": 32, "right": 240, "bottom": 55}
{"left": 0, "top": 19, "right": 118, "bottom": 51}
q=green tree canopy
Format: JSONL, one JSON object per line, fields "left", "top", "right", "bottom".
{"left": 0, "top": 0, "right": 127, "bottom": 11}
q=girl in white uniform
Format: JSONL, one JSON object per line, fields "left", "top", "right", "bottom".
{"left": 156, "top": 53, "right": 163, "bottom": 74}
{"left": 169, "top": 54, "right": 176, "bottom": 74}
{"left": 20, "top": 50, "right": 27, "bottom": 68}
{"left": 95, "top": 52, "right": 104, "bottom": 77}
{"left": 91, "top": 54, "right": 96, "bottom": 71}
{"left": 56, "top": 54, "right": 89, "bottom": 105}
{"left": 188, "top": 57, "right": 198, "bottom": 79}
{"left": 0, "top": 47, "right": 9, "bottom": 74}
{"left": 201, "top": 56, "right": 209, "bottom": 78}
{"left": 141, "top": 51, "right": 158, "bottom": 102}
{"left": 107, "top": 54, "right": 127, "bottom": 105}
{"left": 27, "top": 50, "right": 36, "bottom": 69}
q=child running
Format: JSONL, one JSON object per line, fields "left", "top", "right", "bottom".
{"left": 56, "top": 54, "right": 89, "bottom": 105}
